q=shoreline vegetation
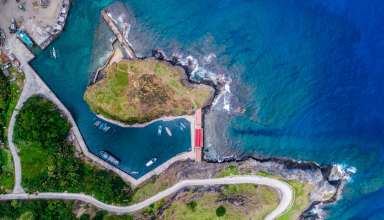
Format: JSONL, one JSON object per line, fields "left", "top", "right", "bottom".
{"left": 13, "top": 96, "right": 132, "bottom": 205}
{"left": 0, "top": 67, "right": 24, "bottom": 193}
{"left": 84, "top": 58, "right": 214, "bottom": 125}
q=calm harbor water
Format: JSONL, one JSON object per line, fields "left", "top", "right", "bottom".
{"left": 31, "top": 0, "right": 384, "bottom": 219}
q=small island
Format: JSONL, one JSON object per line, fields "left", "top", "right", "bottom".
{"left": 84, "top": 58, "right": 214, "bottom": 125}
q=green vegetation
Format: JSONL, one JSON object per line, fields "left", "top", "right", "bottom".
{"left": 0, "top": 200, "right": 134, "bottom": 220}
{"left": 84, "top": 58, "right": 213, "bottom": 124}
{"left": 216, "top": 167, "right": 313, "bottom": 219}
{"left": 254, "top": 171, "right": 312, "bottom": 220}
{"left": 13, "top": 96, "right": 132, "bottom": 204}
{"left": 0, "top": 70, "right": 10, "bottom": 140}
{"left": 0, "top": 149, "right": 13, "bottom": 193}
{"left": 143, "top": 199, "right": 166, "bottom": 216}
{"left": 187, "top": 200, "right": 197, "bottom": 211}
{"left": 0, "top": 200, "right": 77, "bottom": 219}
{"left": 216, "top": 206, "right": 226, "bottom": 217}
{"left": 0, "top": 68, "right": 23, "bottom": 193}
{"left": 217, "top": 164, "right": 240, "bottom": 177}
{"left": 130, "top": 175, "right": 171, "bottom": 203}
{"left": 160, "top": 184, "right": 279, "bottom": 220}
{"left": 277, "top": 180, "right": 312, "bottom": 220}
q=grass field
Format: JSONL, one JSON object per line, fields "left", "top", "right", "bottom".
{"left": 215, "top": 166, "right": 313, "bottom": 220}
{"left": 159, "top": 184, "right": 279, "bottom": 220}
{"left": 84, "top": 58, "right": 214, "bottom": 124}
{"left": 0, "top": 148, "right": 14, "bottom": 193}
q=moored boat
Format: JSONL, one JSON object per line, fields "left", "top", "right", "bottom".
{"left": 145, "top": 157, "right": 157, "bottom": 167}
{"left": 99, "top": 150, "right": 120, "bottom": 166}
{"left": 165, "top": 127, "right": 172, "bottom": 136}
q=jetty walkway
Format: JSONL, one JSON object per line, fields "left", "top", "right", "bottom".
{"left": 101, "top": 9, "right": 136, "bottom": 59}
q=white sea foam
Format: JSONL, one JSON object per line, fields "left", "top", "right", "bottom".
{"left": 223, "top": 81, "right": 232, "bottom": 112}
{"left": 203, "top": 53, "right": 216, "bottom": 64}
{"left": 336, "top": 163, "right": 357, "bottom": 182}
{"left": 177, "top": 53, "right": 234, "bottom": 113}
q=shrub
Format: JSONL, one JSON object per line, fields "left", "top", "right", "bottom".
{"left": 187, "top": 200, "right": 197, "bottom": 211}
{"left": 216, "top": 206, "right": 226, "bottom": 217}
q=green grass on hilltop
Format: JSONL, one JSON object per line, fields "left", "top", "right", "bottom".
{"left": 84, "top": 58, "right": 213, "bottom": 124}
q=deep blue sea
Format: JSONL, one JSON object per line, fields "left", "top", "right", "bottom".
{"left": 31, "top": 0, "right": 384, "bottom": 219}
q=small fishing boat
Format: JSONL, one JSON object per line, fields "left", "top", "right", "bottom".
{"left": 157, "top": 125, "right": 162, "bottom": 136}
{"left": 179, "top": 122, "right": 186, "bottom": 131}
{"left": 165, "top": 127, "right": 172, "bottom": 136}
{"left": 94, "top": 120, "right": 101, "bottom": 127}
{"left": 98, "top": 123, "right": 111, "bottom": 132}
{"left": 99, "top": 150, "right": 120, "bottom": 166}
{"left": 145, "top": 157, "right": 157, "bottom": 167}
{"left": 102, "top": 125, "right": 111, "bottom": 132}
{"left": 16, "top": 30, "right": 33, "bottom": 47}
{"left": 130, "top": 171, "right": 139, "bottom": 175}
{"left": 51, "top": 47, "right": 57, "bottom": 59}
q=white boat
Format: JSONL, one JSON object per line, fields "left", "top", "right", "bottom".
{"left": 51, "top": 47, "right": 57, "bottom": 59}
{"left": 157, "top": 125, "right": 162, "bottom": 136}
{"left": 165, "top": 127, "right": 172, "bottom": 136}
{"left": 145, "top": 157, "right": 157, "bottom": 167}
{"left": 98, "top": 123, "right": 111, "bottom": 132}
{"left": 99, "top": 150, "right": 120, "bottom": 166}
{"left": 179, "top": 122, "right": 186, "bottom": 131}
{"left": 130, "top": 171, "right": 139, "bottom": 175}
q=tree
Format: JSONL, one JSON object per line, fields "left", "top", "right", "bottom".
{"left": 216, "top": 206, "right": 226, "bottom": 217}
{"left": 187, "top": 200, "right": 197, "bottom": 211}
{"left": 14, "top": 96, "right": 70, "bottom": 148}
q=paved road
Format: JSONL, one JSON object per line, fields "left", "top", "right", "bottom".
{"left": 0, "top": 176, "right": 293, "bottom": 220}
{"left": 7, "top": 108, "right": 24, "bottom": 194}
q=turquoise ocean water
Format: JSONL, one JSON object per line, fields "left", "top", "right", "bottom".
{"left": 31, "top": 0, "right": 384, "bottom": 219}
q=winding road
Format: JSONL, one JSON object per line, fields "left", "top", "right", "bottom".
{"left": 0, "top": 176, "right": 293, "bottom": 220}
{"left": 3, "top": 39, "right": 294, "bottom": 220}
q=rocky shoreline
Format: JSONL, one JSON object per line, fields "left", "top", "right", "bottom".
{"left": 91, "top": 4, "right": 347, "bottom": 218}
{"left": 205, "top": 155, "right": 348, "bottom": 219}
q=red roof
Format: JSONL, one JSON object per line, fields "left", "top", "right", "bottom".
{"left": 195, "top": 128, "right": 202, "bottom": 148}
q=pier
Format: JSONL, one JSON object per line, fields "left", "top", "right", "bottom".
{"left": 194, "top": 109, "right": 204, "bottom": 162}
{"left": 100, "top": 9, "right": 136, "bottom": 59}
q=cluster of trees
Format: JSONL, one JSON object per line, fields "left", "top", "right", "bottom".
{"left": 13, "top": 96, "right": 132, "bottom": 204}
{"left": 0, "top": 70, "right": 10, "bottom": 142}
{"left": 0, "top": 201, "right": 134, "bottom": 220}
{"left": 0, "top": 200, "right": 77, "bottom": 219}
{"left": 0, "top": 70, "right": 13, "bottom": 193}
{"left": 14, "top": 96, "right": 70, "bottom": 149}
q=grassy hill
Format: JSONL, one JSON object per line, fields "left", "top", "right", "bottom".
{"left": 84, "top": 58, "right": 214, "bottom": 124}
